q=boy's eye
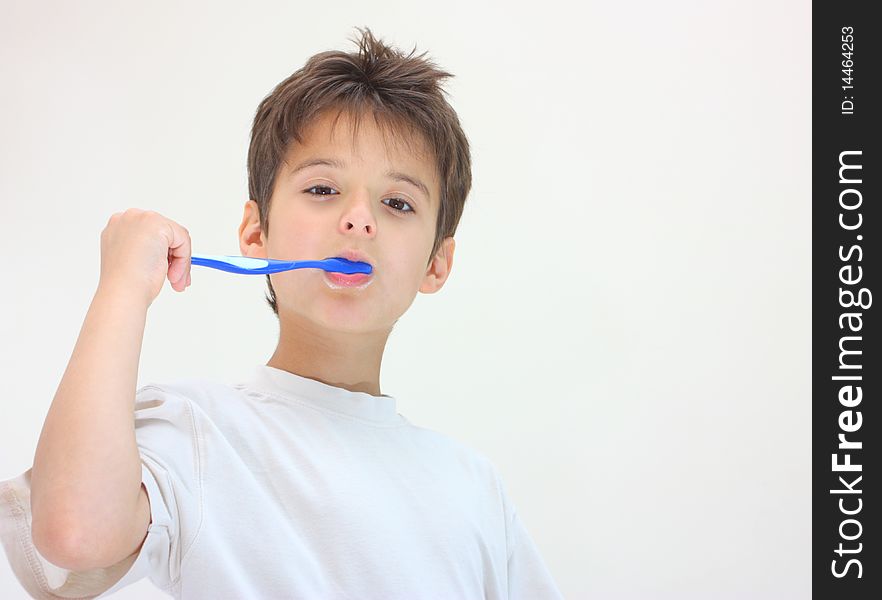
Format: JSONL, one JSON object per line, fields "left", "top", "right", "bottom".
{"left": 305, "top": 185, "right": 338, "bottom": 196}
{"left": 303, "top": 185, "right": 415, "bottom": 215}
{"left": 382, "top": 197, "right": 415, "bottom": 214}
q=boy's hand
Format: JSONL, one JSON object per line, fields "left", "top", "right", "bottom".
{"left": 98, "top": 208, "right": 192, "bottom": 307}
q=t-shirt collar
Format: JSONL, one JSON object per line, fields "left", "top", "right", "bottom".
{"left": 244, "top": 364, "right": 400, "bottom": 425}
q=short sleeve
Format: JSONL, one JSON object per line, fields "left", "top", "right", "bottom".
{"left": 497, "top": 473, "right": 565, "bottom": 600}
{"left": 0, "top": 384, "right": 203, "bottom": 599}
{"left": 506, "top": 507, "right": 565, "bottom": 600}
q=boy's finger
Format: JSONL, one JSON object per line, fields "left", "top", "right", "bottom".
{"left": 164, "top": 220, "right": 192, "bottom": 284}
{"left": 168, "top": 254, "right": 186, "bottom": 283}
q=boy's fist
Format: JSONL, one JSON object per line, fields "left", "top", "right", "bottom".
{"left": 99, "top": 208, "right": 192, "bottom": 307}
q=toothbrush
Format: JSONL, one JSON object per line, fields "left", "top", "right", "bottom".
{"left": 189, "top": 254, "right": 373, "bottom": 275}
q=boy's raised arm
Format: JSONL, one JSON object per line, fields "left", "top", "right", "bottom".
{"left": 28, "top": 208, "right": 193, "bottom": 571}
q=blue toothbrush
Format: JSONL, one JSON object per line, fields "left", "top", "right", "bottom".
{"left": 189, "top": 254, "right": 373, "bottom": 275}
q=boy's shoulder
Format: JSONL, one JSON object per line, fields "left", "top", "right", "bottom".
{"left": 401, "top": 419, "right": 501, "bottom": 478}
{"left": 133, "top": 374, "right": 241, "bottom": 419}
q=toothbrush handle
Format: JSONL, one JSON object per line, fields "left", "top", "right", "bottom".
{"left": 190, "top": 254, "right": 324, "bottom": 275}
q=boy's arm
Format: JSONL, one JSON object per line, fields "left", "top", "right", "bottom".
{"left": 29, "top": 284, "right": 153, "bottom": 572}
{"left": 28, "top": 208, "right": 191, "bottom": 572}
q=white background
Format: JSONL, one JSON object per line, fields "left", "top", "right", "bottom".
{"left": 0, "top": 1, "right": 811, "bottom": 598}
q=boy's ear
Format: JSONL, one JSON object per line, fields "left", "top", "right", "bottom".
{"left": 419, "top": 237, "right": 455, "bottom": 294}
{"left": 239, "top": 200, "right": 267, "bottom": 258}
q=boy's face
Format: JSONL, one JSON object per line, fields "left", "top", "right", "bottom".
{"left": 239, "top": 108, "right": 454, "bottom": 334}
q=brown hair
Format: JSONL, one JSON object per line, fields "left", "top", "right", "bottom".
{"left": 246, "top": 26, "right": 473, "bottom": 316}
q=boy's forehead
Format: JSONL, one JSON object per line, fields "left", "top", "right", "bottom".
{"left": 299, "top": 109, "right": 429, "bottom": 162}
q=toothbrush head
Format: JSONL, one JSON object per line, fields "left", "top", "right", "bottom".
{"left": 321, "top": 257, "right": 373, "bottom": 275}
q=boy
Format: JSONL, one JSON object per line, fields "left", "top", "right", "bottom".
{"left": 0, "top": 27, "right": 564, "bottom": 599}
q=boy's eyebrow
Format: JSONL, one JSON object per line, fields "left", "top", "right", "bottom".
{"left": 290, "top": 157, "right": 431, "bottom": 201}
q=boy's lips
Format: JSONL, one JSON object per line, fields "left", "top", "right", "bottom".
{"left": 323, "top": 271, "right": 373, "bottom": 288}
{"left": 322, "top": 248, "right": 375, "bottom": 289}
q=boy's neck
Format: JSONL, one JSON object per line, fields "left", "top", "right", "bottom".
{"left": 266, "top": 315, "right": 390, "bottom": 397}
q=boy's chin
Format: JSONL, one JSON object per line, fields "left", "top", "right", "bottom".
{"left": 307, "top": 304, "right": 394, "bottom": 334}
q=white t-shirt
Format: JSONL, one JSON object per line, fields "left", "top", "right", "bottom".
{"left": 0, "top": 365, "right": 564, "bottom": 599}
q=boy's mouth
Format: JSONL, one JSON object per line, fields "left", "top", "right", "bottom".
{"left": 323, "top": 248, "right": 375, "bottom": 289}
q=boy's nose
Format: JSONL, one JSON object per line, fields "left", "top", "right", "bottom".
{"left": 339, "top": 195, "right": 378, "bottom": 236}
{"left": 344, "top": 220, "right": 373, "bottom": 235}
